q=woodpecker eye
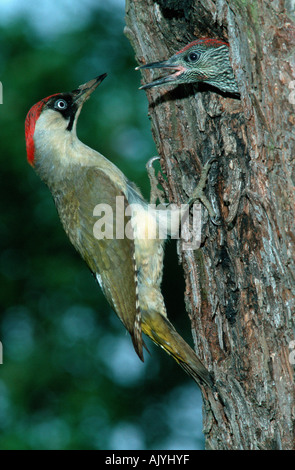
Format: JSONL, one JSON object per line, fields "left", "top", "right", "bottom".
{"left": 186, "top": 52, "right": 200, "bottom": 62}
{"left": 54, "top": 99, "right": 68, "bottom": 110}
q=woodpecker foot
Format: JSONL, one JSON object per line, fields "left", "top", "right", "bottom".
{"left": 146, "top": 156, "right": 167, "bottom": 205}
{"left": 188, "top": 157, "right": 221, "bottom": 225}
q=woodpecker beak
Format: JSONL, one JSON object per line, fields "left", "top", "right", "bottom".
{"left": 72, "top": 73, "right": 107, "bottom": 105}
{"left": 136, "top": 59, "right": 186, "bottom": 90}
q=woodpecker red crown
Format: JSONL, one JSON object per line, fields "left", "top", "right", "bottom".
{"left": 25, "top": 94, "right": 59, "bottom": 166}
{"left": 175, "top": 38, "right": 229, "bottom": 55}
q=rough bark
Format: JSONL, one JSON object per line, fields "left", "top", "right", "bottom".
{"left": 125, "top": 0, "right": 295, "bottom": 450}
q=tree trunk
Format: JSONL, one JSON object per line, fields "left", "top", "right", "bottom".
{"left": 125, "top": 0, "right": 295, "bottom": 450}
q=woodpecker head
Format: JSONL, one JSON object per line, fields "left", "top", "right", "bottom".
{"left": 25, "top": 74, "right": 107, "bottom": 168}
{"left": 136, "top": 39, "right": 239, "bottom": 95}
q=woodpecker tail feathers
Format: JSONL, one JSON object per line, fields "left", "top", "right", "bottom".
{"left": 142, "top": 312, "right": 213, "bottom": 388}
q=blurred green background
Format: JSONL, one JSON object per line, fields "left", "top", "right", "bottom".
{"left": 0, "top": 0, "right": 204, "bottom": 450}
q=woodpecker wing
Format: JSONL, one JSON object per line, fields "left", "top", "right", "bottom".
{"left": 57, "top": 167, "right": 144, "bottom": 360}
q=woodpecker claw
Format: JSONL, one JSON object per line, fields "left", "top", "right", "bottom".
{"left": 146, "top": 156, "right": 167, "bottom": 205}
{"left": 188, "top": 158, "right": 220, "bottom": 223}
{"left": 210, "top": 215, "right": 222, "bottom": 226}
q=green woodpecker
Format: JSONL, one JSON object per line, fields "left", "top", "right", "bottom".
{"left": 136, "top": 38, "right": 239, "bottom": 94}
{"left": 25, "top": 74, "right": 215, "bottom": 387}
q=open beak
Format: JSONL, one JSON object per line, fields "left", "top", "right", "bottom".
{"left": 72, "top": 73, "right": 107, "bottom": 104}
{"left": 136, "top": 60, "right": 185, "bottom": 90}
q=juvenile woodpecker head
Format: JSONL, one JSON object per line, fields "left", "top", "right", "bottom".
{"left": 25, "top": 74, "right": 107, "bottom": 168}
{"left": 137, "top": 39, "right": 239, "bottom": 95}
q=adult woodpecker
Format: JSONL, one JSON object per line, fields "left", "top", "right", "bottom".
{"left": 25, "top": 74, "right": 215, "bottom": 387}
{"left": 136, "top": 38, "right": 239, "bottom": 95}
